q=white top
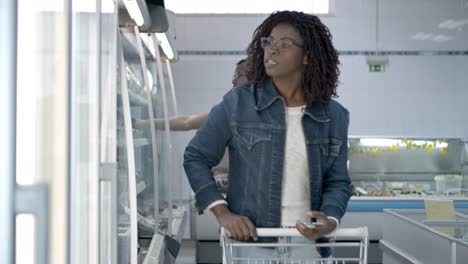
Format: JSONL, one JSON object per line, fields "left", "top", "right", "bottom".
{"left": 280, "top": 105, "right": 310, "bottom": 226}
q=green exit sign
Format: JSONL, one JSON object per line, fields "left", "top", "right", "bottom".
{"left": 369, "top": 64, "right": 385, "bottom": 72}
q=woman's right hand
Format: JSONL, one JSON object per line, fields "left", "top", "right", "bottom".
{"left": 211, "top": 204, "right": 257, "bottom": 241}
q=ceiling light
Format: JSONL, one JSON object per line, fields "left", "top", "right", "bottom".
{"left": 165, "top": 0, "right": 332, "bottom": 14}
{"left": 360, "top": 138, "right": 448, "bottom": 148}
{"left": 156, "top": 33, "right": 174, "bottom": 60}
{"left": 438, "top": 19, "right": 468, "bottom": 30}
{"left": 140, "top": 33, "right": 156, "bottom": 57}
{"left": 438, "top": 19, "right": 456, "bottom": 29}
{"left": 360, "top": 139, "right": 400, "bottom": 147}
{"left": 412, "top": 33, "right": 433, "bottom": 40}
{"left": 431, "top": 35, "right": 453, "bottom": 42}
{"left": 122, "top": 0, "right": 144, "bottom": 26}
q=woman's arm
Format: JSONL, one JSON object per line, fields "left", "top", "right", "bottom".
{"left": 319, "top": 110, "right": 352, "bottom": 221}
{"left": 183, "top": 97, "right": 232, "bottom": 212}
{"left": 179, "top": 113, "right": 209, "bottom": 130}
{"left": 298, "top": 110, "right": 351, "bottom": 241}
{"left": 183, "top": 96, "right": 258, "bottom": 241}
{"left": 134, "top": 113, "right": 208, "bottom": 131}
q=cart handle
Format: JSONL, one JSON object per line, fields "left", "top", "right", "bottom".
{"left": 221, "top": 227, "right": 368, "bottom": 239}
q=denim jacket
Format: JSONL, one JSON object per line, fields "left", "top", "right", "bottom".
{"left": 184, "top": 77, "right": 352, "bottom": 228}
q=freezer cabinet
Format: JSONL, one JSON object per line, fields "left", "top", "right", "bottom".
{"left": 380, "top": 209, "right": 468, "bottom": 264}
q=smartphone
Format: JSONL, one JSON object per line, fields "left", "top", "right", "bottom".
{"left": 297, "top": 220, "right": 323, "bottom": 229}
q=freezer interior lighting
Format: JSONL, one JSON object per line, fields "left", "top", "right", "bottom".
{"left": 156, "top": 33, "right": 174, "bottom": 60}
{"left": 123, "top": 0, "right": 144, "bottom": 26}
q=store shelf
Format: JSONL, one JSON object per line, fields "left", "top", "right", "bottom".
{"left": 139, "top": 209, "right": 189, "bottom": 263}
{"left": 133, "top": 138, "right": 150, "bottom": 147}
{"left": 117, "top": 137, "right": 149, "bottom": 148}
{"left": 127, "top": 89, "right": 147, "bottom": 106}
{"left": 121, "top": 30, "right": 155, "bottom": 62}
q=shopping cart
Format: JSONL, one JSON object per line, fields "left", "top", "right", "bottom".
{"left": 221, "top": 226, "right": 368, "bottom": 264}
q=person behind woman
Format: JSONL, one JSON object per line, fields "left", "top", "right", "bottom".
{"left": 184, "top": 11, "right": 351, "bottom": 259}
{"left": 133, "top": 59, "right": 249, "bottom": 131}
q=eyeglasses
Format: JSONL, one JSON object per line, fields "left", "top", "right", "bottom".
{"left": 260, "top": 37, "right": 304, "bottom": 50}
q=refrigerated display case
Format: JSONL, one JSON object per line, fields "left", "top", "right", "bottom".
{"left": 116, "top": 25, "right": 187, "bottom": 264}
{"left": 6, "top": 0, "right": 184, "bottom": 263}
{"left": 341, "top": 137, "right": 468, "bottom": 263}
{"left": 347, "top": 137, "right": 468, "bottom": 205}
{"left": 380, "top": 209, "right": 468, "bottom": 264}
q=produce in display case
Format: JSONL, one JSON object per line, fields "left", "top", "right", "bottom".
{"left": 348, "top": 137, "right": 468, "bottom": 198}
{"left": 203, "top": 138, "right": 468, "bottom": 199}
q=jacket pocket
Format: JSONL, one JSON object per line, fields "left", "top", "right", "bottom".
{"left": 317, "top": 138, "right": 342, "bottom": 155}
{"left": 309, "top": 138, "right": 342, "bottom": 171}
{"left": 233, "top": 125, "right": 272, "bottom": 150}
{"left": 328, "top": 138, "right": 342, "bottom": 157}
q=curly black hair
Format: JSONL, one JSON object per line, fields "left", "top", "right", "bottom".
{"left": 246, "top": 11, "right": 340, "bottom": 104}
{"left": 237, "top": 58, "right": 247, "bottom": 65}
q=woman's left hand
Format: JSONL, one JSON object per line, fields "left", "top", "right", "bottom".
{"left": 296, "top": 211, "right": 337, "bottom": 240}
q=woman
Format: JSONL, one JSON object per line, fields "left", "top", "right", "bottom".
{"left": 184, "top": 11, "right": 351, "bottom": 259}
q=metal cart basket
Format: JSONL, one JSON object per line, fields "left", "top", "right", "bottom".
{"left": 221, "top": 227, "right": 369, "bottom": 264}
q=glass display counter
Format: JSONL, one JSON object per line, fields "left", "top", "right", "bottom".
{"left": 347, "top": 137, "right": 468, "bottom": 212}
{"left": 116, "top": 26, "right": 185, "bottom": 263}
{"left": 342, "top": 137, "right": 468, "bottom": 263}
{"left": 381, "top": 209, "right": 468, "bottom": 264}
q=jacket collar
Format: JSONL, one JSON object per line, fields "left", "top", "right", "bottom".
{"left": 254, "top": 78, "right": 330, "bottom": 123}
{"left": 254, "top": 78, "right": 281, "bottom": 111}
